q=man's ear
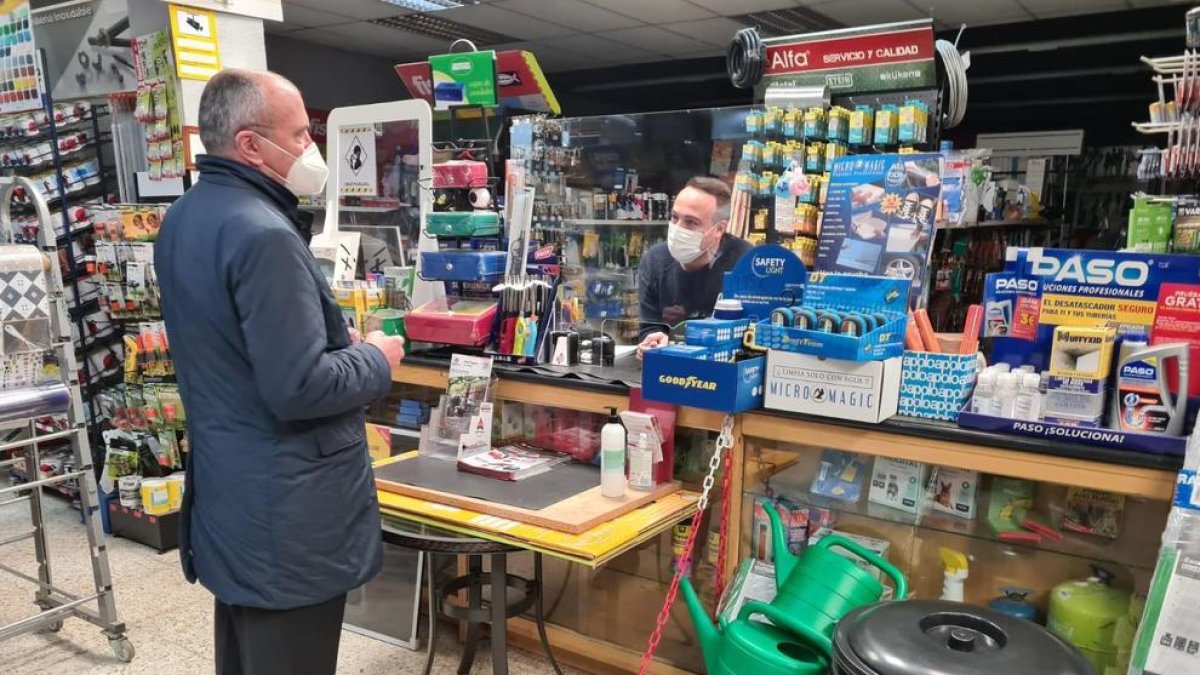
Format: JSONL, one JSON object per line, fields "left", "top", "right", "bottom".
{"left": 233, "top": 129, "right": 266, "bottom": 167}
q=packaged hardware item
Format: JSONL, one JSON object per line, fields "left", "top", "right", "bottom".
{"left": 874, "top": 105, "right": 899, "bottom": 145}
{"left": 827, "top": 106, "right": 850, "bottom": 143}
{"left": 810, "top": 449, "right": 866, "bottom": 503}
{"left": 898, "top": 100, "right": 929, "bottom": 144}
{"left": 1127, "top": 197, "right": 1173, "bottom": 253}
{"left": 926, "top": 466, "right": 979, "bottom": 519}
{"left": 1172, "top": 199, "right": 1200, "bottom": 253}
{"left": 1049, "top": 326, "right": 1116, "bottom": 379}
{"left": 983, "top": 263, "right": 1041, "bottom": 340}
{"left": 808, "top": 527, "right": 893, "bottom": 590}
{"left": 868, "top": 456, "right": 928, "bottom": 514}
{"left": 849, "top": 106, "right": 874, "bottom": 146}
{"left": 751, "top": 497, "right": 810, "bottom": 562}
{"left": 1062, "top": 487, "right": 1125, "bottom": 539}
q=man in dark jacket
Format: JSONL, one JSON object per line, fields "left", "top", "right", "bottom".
{"left": 155, "top": 69, "right": 406, "bottom": 675}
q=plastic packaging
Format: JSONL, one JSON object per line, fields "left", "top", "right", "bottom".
{"left": 1112, "top": 341, "right": 1189, "bottom": 436}
{"left": 1130, "top": 417, "right": 1200, "bottom": 673}
{"left": 628, "top": 432, "right": 655, "bottom": 491}
{"left": 600, "top": 406, "right": 626, "bottom": 498}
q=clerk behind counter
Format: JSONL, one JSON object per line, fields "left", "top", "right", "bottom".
{"left": 637, "top": 176, "right": 753, "bottom": 356}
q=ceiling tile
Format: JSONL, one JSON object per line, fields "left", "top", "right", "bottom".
{"left": 686, "top": 0, "right": 800, "bottom": 14}
{"left": 282, "top": 0, "right": 409, "bottom": 21}
{"left": 496, "top": 0, "right": 643, "bottom": 32}
{"left": 265, "top": 20, "right": 307, "bottom": 35}
{"left": 599, "top": 25, "right": 713, "bottom": 57}
{"left": 536, "top": 33, "right": 659, "bottom": 61}
{"left": 1024, "top": 0, "right": 1128, "bottom": 19}
{"left": 319, "top": 21, "right": 453, "bottom": 53}
{"left": 911, "top": 0, "right": 1030, "bottom": 24}
{"left": 809, "top": 0, "right": 926, "bottom": 25}
{"left": 280, "top": 4, "right": 357, "bottom": 27}
{"left": 435, "top": 4, "right": 576, "bottom": 39}
{"left": 661, "top": 17, "right": 748, "bottom": 47}
{"left": 531, "top": 44, "right": 617, "bottom": 71}
{"left": 579, "top": 0, "right": 717, "bottom": 24}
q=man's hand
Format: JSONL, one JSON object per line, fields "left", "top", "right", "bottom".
{"left": 348, "top": 327, "right": 363, "bottom": 344}
{"left": 662, "top": 304, "right": 687, "bottom": 326}
{"left": 366, "top": 331, "right": 405, "bottom": 367}
{"left": 637, "top": 332, "right": 669, "bottom": 360}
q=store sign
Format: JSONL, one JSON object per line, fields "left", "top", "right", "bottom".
{"left": 337, "top": 124, "right": 377, "bottom": 198}
{"left": 761, "top": 23, "right": 935, "bottom": 94}
{"left": 168, "top": 3, "right": 220, "bottom": 81}
{"left": 427, "top": 50, "right": 497, "bottom": 110}
{"left": 306, "top": 107, "right": 328, "bottom": 144}
{"left": 395, "top": 50, "right": 560, "bottom": 114}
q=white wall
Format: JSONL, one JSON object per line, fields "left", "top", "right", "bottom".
{"left": 265, "top": 35, "right": 410, "bottom": 111}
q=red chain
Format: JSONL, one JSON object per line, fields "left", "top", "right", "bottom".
{"left": 713, "top": 447, "right": 734, "bottom": 605}
{"left": 637, "top": 502, "right": 707, "bottom": 675}
{"left": 637, "top": 428, "right": 735, "bottom": 675}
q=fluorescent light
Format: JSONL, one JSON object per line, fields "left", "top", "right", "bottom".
{"left": 379, "top": 0, "right": 463, "bottom": 11}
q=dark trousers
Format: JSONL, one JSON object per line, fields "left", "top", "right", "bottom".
{"left": 215, "top": 593, "right": 347, "bottom": 675}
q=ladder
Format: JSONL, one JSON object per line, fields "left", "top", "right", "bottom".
{"left": 0, "top": 175, "right": 133, "bottom": 662}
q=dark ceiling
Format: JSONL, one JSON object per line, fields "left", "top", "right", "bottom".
{"left": 545, "top": 5, "right": 1188, "bottom": 148}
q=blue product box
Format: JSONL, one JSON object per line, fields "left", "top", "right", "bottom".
{"left": 419, "top": 251, "right": 506, "bottom": 282}
{"left": 1046, "top": 376, "right": 1105, "bottom": 394}
{"left": 752, "top": 273, "right": 909, "bottom": 361}
{"left": 657, "top": 345, "right": 711, "bottom": 359}
{"left": 685, "top": 318, "right": 750, "bottom": 348}
{"left": 898, "top": 351, "right": 979, "bottom": 422}
{"left": 642, "top": 350, "right": 765, "bottom": 413}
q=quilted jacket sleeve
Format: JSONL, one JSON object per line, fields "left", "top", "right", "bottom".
{"left": 229, "top": 223, "right": 392, "bottom": 421}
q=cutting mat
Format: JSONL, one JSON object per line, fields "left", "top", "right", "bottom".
{"left": 375, "top": 455, "right": 680, "bottom": 534}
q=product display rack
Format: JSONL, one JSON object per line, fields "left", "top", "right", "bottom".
{"left": 389, "top": 358, "right": 1175, "bottom": 674}
{"left": 0, "top": 175, "right": 133, "bottom": 662}
{"left": 1, "top": 87, "right": 119, "bottom": 452}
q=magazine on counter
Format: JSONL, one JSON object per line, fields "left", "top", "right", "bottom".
{"left": 457, "top": 443, "right": 571, "bottom": 481}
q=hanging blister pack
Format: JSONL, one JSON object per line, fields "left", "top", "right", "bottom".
{"left": 982, "top": 250, "right": 1040, "bottom": 340}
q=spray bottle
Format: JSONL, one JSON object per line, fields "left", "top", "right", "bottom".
{"left": 939, "top": 547, "right": 969, "bottom": 601}
{"left": 1111, "top": 341, "right": 1190, "bottom": 436}
{"left": 600, "top": 407, "right": 626, "bottom": 498}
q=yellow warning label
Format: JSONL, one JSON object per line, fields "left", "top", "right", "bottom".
{"left": 1040, "top": 295, "right": 1158, "bottom": 327}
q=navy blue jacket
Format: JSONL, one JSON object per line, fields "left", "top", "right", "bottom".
{"left": 156, "top": 156, "right": 390, "bottom": 610}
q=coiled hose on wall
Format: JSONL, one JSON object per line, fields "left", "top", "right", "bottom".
{"left": 726, "top": 27, "right": 765, "bottom": 90}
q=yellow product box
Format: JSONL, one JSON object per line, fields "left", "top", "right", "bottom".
{"left": 1049, "top": 325, "right": 1117, "bottom": 379}
{"left": 365, "top": 423, "right": 392, "bottom": 462}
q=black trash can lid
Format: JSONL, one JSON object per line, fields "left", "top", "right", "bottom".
{"left": 833, "top": 601, "right": 1097, "bottom": 675}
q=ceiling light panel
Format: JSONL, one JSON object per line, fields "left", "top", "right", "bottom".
{"left": 370, "top": 13, "right": 516, "bottom": 46}
{"left": 379, "top": 0, "right": 462, "bottom": 11}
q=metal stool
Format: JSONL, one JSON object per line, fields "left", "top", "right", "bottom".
{"left": 382, "top": 524, "right": 563, "bottom": 675}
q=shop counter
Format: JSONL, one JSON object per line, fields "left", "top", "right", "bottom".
{"left": 384, "top": 358, "right": 1179, "bottom": 675}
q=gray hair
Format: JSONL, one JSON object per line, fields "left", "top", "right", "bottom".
{"left": 197, "top": 69, "right": 272, "bottom": 156}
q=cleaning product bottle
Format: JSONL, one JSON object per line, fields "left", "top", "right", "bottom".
{"left": 939, "top": 547, "right": 969, "bottom": 601}
{"left": 600, "top": 407, "right": 626, "bottom": 498}
{"left": 1111, "top": 341, "right": 1190, "bottom": 435}
{"left": 972, "top": 369, "right": 996, "bottom": 414}
{"left": 628, "top": 432, "right": 656, "bottom": 491}
{"left": 995, "top": 372, "right": 1019, "bottom": 418}
{"left": 1014, "top": 372, "right": 1043, "bottom": 421}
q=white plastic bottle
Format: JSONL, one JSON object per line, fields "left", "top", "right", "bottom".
{"left": 972, "top": 370, "right": 996, "bottom": 414}
{"left": 995, "top": 372, "right": 1019, "bottom": 418}
{"left": 600, "top": 407, "right": 626, "bottom": 498}
{"left": 628, "top": 432, "right": 656, "bottom": 491}
{"left": 1014, "top": 373, "right": 1043, "bottom": 421}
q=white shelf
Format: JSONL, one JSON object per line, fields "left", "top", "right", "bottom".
{"left": 1132, "top": 121, "right": 1185, "bottom": 135}
{"left": 559, "top": 219, "right": 669, "bottom": 227}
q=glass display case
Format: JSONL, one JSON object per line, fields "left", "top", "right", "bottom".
{"left": 511, "top": 107, "right": 754, "bottom": 343}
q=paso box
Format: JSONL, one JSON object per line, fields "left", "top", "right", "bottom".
{"left": 764, "top": 350, "right": 902, "bottom": 422}
{"left": 642, "top": 351, "right": 765, "bottom": 413}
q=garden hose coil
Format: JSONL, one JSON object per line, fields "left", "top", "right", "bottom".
{"left": 936, "top": 37, "right": 970, "bottom": 128}
{"left": 727, "top": 27, "right": 765, "bottom": 90}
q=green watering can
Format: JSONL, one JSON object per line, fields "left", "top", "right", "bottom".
{"left": 681, "top": 577, "right": 831, "bottom": 675}
{"left": 766, "top": 503, "right": 909, "bottom": 639}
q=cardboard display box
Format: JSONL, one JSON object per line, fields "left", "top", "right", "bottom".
{"left": 764, "top": 351, "right": 902, "bottom": 422}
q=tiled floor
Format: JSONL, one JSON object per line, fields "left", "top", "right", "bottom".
{"left": 0, "top": 493, "right": 581, "bottom": 674}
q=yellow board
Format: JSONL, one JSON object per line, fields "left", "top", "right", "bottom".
{"left": 365, "top": 423, "right": 392, "bottom": 462}
{"left": 376, "top": 488, "right": 698, "bottom": 568}
{"left": 169, "top": 4, "right": 221, "bottom": 81}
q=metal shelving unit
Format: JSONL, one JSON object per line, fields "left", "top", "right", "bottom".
{"left": 0, "top": 175, "right": 132, "bottom": 662}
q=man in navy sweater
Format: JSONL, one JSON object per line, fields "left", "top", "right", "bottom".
{"left": 155, "top": 69, "right": 405, "bottom": 674}
{"left": 637, "top": 176, "right": 752, "bottom": 355}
